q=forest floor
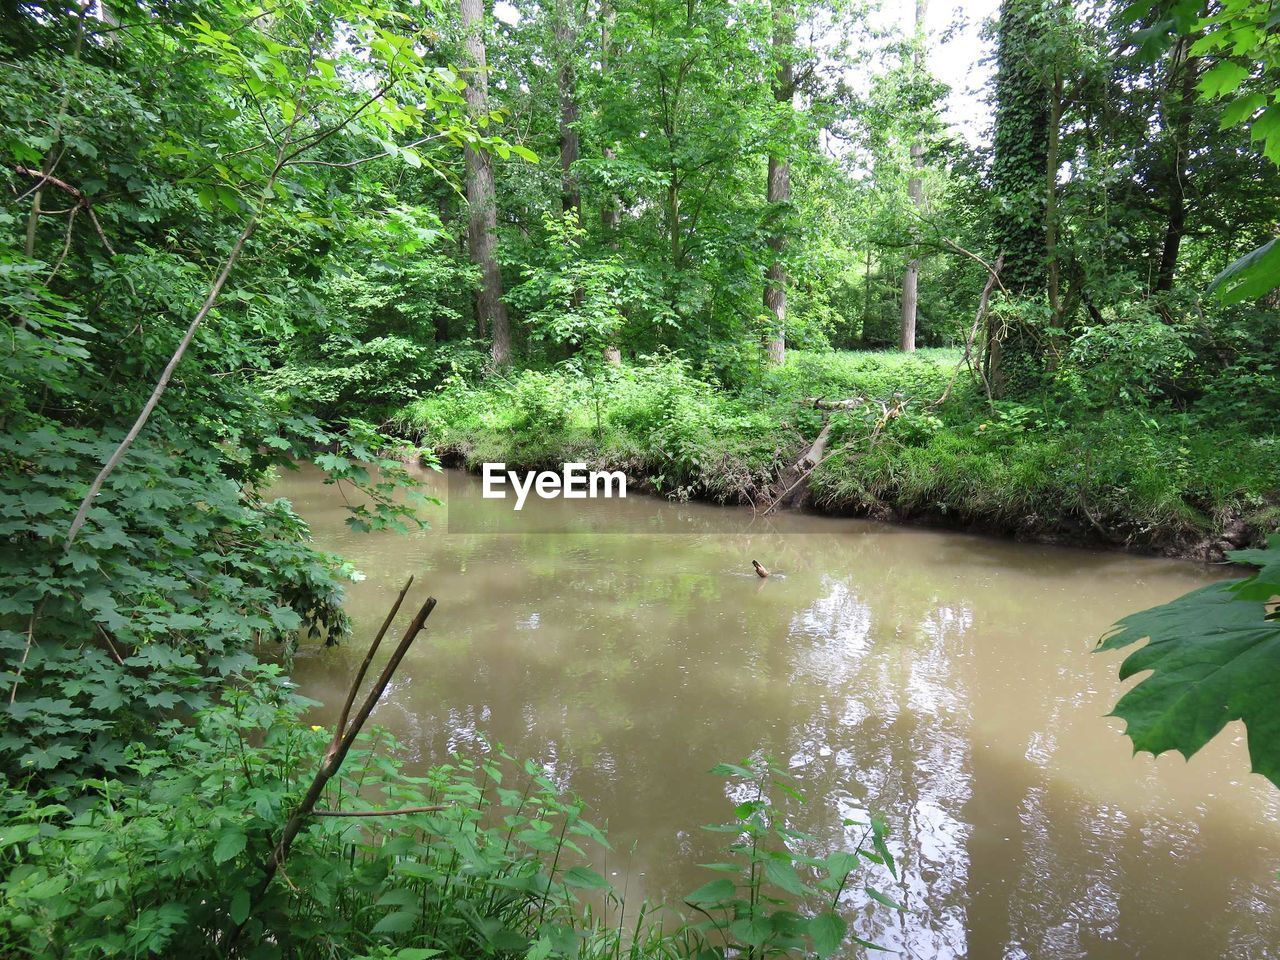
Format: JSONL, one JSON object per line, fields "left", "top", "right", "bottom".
{"left": 393, "top": 349, "right": 1279, "bottom": 561}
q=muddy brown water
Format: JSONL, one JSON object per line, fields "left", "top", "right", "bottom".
{"left": 277, "top": 464, "right": 1280, "bottom": 959}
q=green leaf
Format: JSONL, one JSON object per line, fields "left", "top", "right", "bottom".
{"left": 0, "top": 824, "right": 40, "bottom": 847}
{"left": 1097, "top": 550, "right": 1280, "bottom": 786}
{"left": 729, "top": 915, "right": 772, "bottom": 947}
{"left": 684, "top": 877, "right": 736, "bottom": 905}
{"left": 1208, "top": 237, "right": 1280, "bottom": 303}
{"left": 1197, "top": 61, "right": 1249, "bottom": 98}
{"left": 810, "top": 911, "right": 847, "bottom": 958}
{"left": 229, "top": 889, "right": 250, "bottom": 925}
{"left": 763, "top": 859, "right": 811, "bottom": 896}
{"left": 371, "top": 910, "right": 418, "bottom": 935}
{"left": 213, "top": 826, "right": 247, "bottom": 865}
{"left": 865, "top": 886, "right": 905, "bottom": 911}
{"left": 561, "top": 865, "right": 610, "bottom": 889}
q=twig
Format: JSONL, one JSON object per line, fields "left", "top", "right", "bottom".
{"left": 940, "top": 237, "right": 1009, "bottom": 297}
{"left": 326, "top": 576, "right": 413, "bottom": 766}
{"left": 931, "top": 253, "right": 1002, "bottom": 410}
{"left": 223, "top": 591, "right": 437, "bottom": 952}
{"left": 14, "top": 166, "right": 116, "bottom": 257}
{"left": 312, "top": 805, "right": 450, "bottom": 817}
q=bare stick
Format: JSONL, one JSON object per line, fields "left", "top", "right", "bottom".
{"left": 312, "top": 804, "right": 449, "bottom": 818}
{"left": 931, "top": 253, "right": 1002, "bottom": 410}
{"left": 61, "top": 198, "right": 267, "bottom": 549}
{"left": 224, "top": 594, "right": 437, "bottom": 951}
{"left": 325, "top": 575, "right": 413, "bottom": 766}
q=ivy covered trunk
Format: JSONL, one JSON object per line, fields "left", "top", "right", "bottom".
{"left": 989, "top": 0, "right": 1049, "bottom": 395}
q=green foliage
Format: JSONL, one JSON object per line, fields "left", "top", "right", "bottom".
{"left": 1, "top": 672, "right": 896, "bottom": 959}
{"left": 0, "top": 0, "right": 455, "bottom": 785}
{"left": 507, "top": 213, "right": 628, "bottom": 354}
{"left": 1097, "top": 536, "right": 1280, "bottom": 787}
{"left": 2, "top": 670, "right": 619, "bottom": 958}
{"left": 1119, "top": 0, "right": 1280, "bottom": 301}
{"left": 687, "top": 759, "right": 898, "bottom": 958}
{"left": 399, "top": 348, "right": 1278, "bottom": 553}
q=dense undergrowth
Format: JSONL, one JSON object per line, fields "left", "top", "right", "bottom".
{"left": 2, "top": 668, "right": 897, "bottom": 959}
{"left": 394, "top": 349, "right": 1278, "bottom": 556}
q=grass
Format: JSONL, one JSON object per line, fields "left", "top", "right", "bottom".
{"left": 393, "top": 349, "right": 1278, "bottom": 557}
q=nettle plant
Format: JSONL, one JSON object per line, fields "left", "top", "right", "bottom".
{"left": 685, "top": 759, "right": 901, "bottom": 959}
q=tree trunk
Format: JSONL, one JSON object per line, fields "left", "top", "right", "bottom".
{"left": 668, "top": 178, "right": 681, "bottom": 267}
{"left": 1155, "top": 37, "right": 1198, "bottom": 293}
{"left": 1045, "top": 69, "right": 1063, "bottom": 325}
{"left": 556, "top": 0, "right": 580, "bottom": 219}
{"left": 899, "top": 0, "right": 927, "bottom": 353}
{"left": 764, "top": 0, "right": 794, "bottom": 366}
{"left": 600, "top": 0, "right": 622, "bottom": 364}
{"left": 460, "top": 0, "right": 510, "bottom": 366}
{"left": 988, "top": 0, "right": 1049, "bottom": 396}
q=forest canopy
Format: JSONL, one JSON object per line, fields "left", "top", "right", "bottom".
{"left": 1, "top": 0, "right": 1278, "bottom": 956}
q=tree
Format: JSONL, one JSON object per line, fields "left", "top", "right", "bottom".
{"left": 599, "top": 0, "right": 623, "bottom": 364}
{"left": 461, "top": 0, "right": 512, "bottom": 366}
{"left": 899, "top": 0, "right": 927, "bottom": 353}
{"left": 555, "top": 0, "right": 581, "bottom": 218}
{"left": 987, "top": 0, "right": 1050, "bottom": 395}
{"left": 764, "top": 0, "right": 796, "bottom": 366}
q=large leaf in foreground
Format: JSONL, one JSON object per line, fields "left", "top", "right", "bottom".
{"left": 1097, "top": 537, "right": 1280, "bottom": 787}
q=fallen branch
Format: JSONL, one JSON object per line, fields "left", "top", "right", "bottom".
{"left": 806, "top": 396, "right": 869, "bottom": 411}
{"left": 224, "top": 584, "right": 437, "bottom": 952}
{"left": 758, "top": 395, "right": 907, "bottom": 517}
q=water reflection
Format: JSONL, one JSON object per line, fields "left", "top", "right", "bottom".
{"left": 277, "top": 464, "right": 1280, "bottom": 959}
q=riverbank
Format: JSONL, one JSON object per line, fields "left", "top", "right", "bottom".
{"left": 392, "top": 350, "right": 1278, "bottom": 560}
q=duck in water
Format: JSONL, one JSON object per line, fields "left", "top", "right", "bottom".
{"left": 751, "top": 559, "right": 770, "bottom": 578}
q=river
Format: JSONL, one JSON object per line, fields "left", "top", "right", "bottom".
{"left": 277, "top": 463, "right": 1280, "bottom": 959}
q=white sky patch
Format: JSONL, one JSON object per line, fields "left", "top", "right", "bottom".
{"left": 494, "top": 0, "right": 519, "bottom": 25}
{"left": 925, "top": 0, "right": 1001, "bottom": 145}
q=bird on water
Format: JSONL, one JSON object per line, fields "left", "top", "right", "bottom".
{"left": 751, "top": 560, "right": 770, "bottom": 578}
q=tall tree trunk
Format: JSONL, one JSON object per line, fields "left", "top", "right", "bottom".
{"left": 764, "top": 0, "right": 794, "bottom": 366}
{"left": 600, "top": 0, "right": 622, "bottom": 365}
{"left": 556, "top": 0, "right": 580, "bottom": 219}
{"left": 988, "top": 0, "right": 1049, "bottom": 396}
{"left": 668, "top": 178, "right": 681, "bottom": 267}
{"left": 1156, "top": 37, "right": 1198, "bottom": 293}
{"left": 460, "top": 0, "right": 510, "bottom": 366}
{"left": 862, "top": 246, "right": 874, "bottom": 344}
{"left": 1045, "top": 68, "right": 1063, "bottom": 326}
{"left": 899, "top": 0, "right": 927, "bottom": 353}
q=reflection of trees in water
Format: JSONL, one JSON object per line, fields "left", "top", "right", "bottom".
{"left": 282, "top": 470, "right": 1280, "bottom": 959}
